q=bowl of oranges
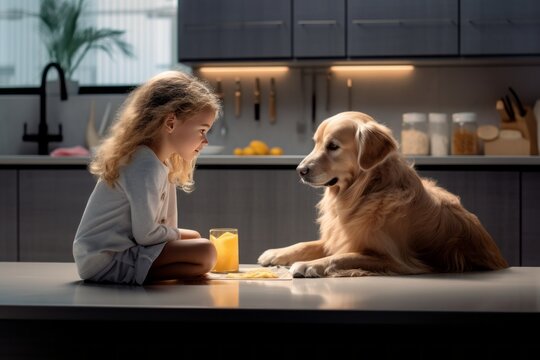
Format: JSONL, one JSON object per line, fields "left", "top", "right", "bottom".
{"left": 233, "top": 140, "right": 284, "bottom": 156}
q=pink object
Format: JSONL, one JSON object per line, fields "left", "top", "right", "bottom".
{"left": 50, "top": 145, "right": 90, "bottom": 157}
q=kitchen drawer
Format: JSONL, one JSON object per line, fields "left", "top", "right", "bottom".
{"left": 19, "top": 170, "right": 96, "bottom": 262}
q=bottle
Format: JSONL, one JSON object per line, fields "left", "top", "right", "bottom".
{"left": 401, "top": 112, "right": 429, "bottom": 155}
{"left": 451, "top": 112, "right": 478, "bottom": 155}
{"left": 429, "top": 113, "right": 449, "bottom": 156}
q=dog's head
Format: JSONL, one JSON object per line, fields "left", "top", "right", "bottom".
{"left": 297, "top": 111, "right": 398, "bottom": 188}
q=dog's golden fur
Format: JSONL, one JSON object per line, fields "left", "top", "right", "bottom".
{"left": 258, "top": 111, "right": 508, "bottom": 277}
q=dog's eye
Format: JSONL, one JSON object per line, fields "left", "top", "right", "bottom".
{"left": 326, "top": 142, "right": 340, "bottom": 151}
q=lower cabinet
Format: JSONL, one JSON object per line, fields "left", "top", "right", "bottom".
{"left": 420, "top": 170, "right": 521, "bottom": 266}
{"left": 178, "top": 169, "right": 321, "bottom": 263}
{"left": 0, "top": 170, "right": 17, "bottom": 261}
{"left": 19, "top": 170, "right": 96, "bottom": 262}
{"left": 522, "top": 172, "right": 540, "bottom": 266}
{"left": 8, "top": 167, "right": 536, "bottom": 267}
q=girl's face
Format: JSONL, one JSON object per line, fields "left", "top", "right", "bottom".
{"left": 166, "top": 109, "right": 215, "bottom": 161}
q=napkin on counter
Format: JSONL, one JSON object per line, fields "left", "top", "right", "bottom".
{"left": 50, "top": 145, "right": 90, "bottom": 157}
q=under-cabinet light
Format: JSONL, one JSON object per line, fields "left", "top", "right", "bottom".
{"left": 330, "top": 65, "right": 414, "bottom": 72}
{"left": 198, "top": 66, "right": 289, "bottom": 73}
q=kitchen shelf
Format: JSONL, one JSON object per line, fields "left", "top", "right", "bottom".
{"left": 1, "top": 155, "right": 540, "bottom": 167}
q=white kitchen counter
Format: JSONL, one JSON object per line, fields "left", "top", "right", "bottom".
{"left": 1, "top": 262, "right": 538, "bottom": 356}
{"left": 1, "top": 154, "right": 540, "bottom": 166}
{"left": 1, "top": 262, "right": 539, "bottom": 323}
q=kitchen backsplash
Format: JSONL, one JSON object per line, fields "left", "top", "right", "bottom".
{"left": 1, "top": 65, "right": 539, "bottom": 155}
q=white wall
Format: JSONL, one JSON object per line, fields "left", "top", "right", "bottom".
{"left": 1, "top": 64, "right": 539, "bottom": 155}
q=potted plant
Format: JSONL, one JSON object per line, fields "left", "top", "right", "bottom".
{"left": 37, "top": 0, "right": 134, "bottom": 91}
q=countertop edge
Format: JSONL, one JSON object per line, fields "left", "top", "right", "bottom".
{"left": 1, "top": 305, "right": 538, "bottom": 325}
{"left": 1, "top": 155, "right": 540, "bottom": 166}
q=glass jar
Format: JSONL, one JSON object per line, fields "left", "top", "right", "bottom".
{"left": 429, "top": 113, "right": 449, "bottom": 156}
{"left": 401, "top": 112, "right": 429, "bottom": 155}
{"left": 451, "top": 112, "right": 478, "bottom": 155}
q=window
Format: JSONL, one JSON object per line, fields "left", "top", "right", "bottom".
{"left": 0, "top": 0, "right": 189, "bottom": 88}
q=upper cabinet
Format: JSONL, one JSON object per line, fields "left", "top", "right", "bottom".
{"left": 293, "top": 0, "right": 346, "bottom": 58}
{"left": 178, "top": 0, "right": 540, "bottom": 62}
{"left": 460, "top": 0, "right": 540, "bottom": 55}
{"left": 348, "top": 0, "right": 458, "bottom": 57}
{"left": 178, "top": 0, "right": 292, "bottom": 61}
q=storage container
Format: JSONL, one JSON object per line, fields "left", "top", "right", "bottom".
{"left": 401, "top": 112, "right": 429, "bottom": 155}
{"left": 429, "top": 113, "right": 449, "bottom": 156}
{"left": 451, "top": 112, "right": 478, "bottom": 155}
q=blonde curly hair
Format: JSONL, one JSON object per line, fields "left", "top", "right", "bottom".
{"left": 89, "top": 71, "right": 221, "bottom": 192}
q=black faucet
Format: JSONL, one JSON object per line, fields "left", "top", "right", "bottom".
{"left": 23, "top": 62, "right": 68, "bottom": 155}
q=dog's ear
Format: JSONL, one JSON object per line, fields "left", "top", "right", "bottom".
{"left": 357, "top": 123, "right": 398, "bottom": 170}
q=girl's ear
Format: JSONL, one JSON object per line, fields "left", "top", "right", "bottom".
{"left": 164, "top": 113, "right": 176, "bottom": 133}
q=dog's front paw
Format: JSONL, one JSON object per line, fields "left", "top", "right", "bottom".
{"left": 289, "top": 261, "right": 325, "bottom": 278}
{"left": 257, "top": 248, "right": 292, "bottom": 266}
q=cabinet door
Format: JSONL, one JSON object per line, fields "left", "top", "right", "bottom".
{"left": 420, "top": 171, "right": 520, "bottom": 266}
{"left": 177, "top": 169, "right": 321, "bottom": 263}
{"left": 461, "top": 0, "right": 540, "bottom": 55}
{"left": 179, "top": 0, "right": 291, "bottom": 60}
{"left": 294, "top": 0, "right": 346, "bottom": 58}
{"left": 19, "top": 170, "right": 96, "bottom": 262}
{"left": 0, "top": 170, "right": 17, "bottom": 261}
{"left": 522, "top": 172, "right": 540, "bottom": 266}
{"left": 348, "top": 0, "right": 458, "bottom": 57}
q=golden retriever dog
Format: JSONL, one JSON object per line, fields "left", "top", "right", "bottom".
{"left": 258, "top": 111, "right": 508, "bottom": 277}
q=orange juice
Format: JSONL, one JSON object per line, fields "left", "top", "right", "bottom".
{"left": 209, "top": 228, "right": 239, "bottom": 273}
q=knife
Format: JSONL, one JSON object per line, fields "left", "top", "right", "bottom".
{"left": 234, "top": 77, "right": 242, "bottom": 118}
{"left": 347, "top": 78, "right": 352, "bottom": 111}
{"left": 311, "top": 72, "right": 316, "bottom": 131}
{"left": 325, "top": 71, "right": 331, "bottom": 113}
{"left": 269, "top": 77, "right": 276, "bottom": 124}
{"left": 502, "top": 95, "right": 515, "bottom": 122}
{"left": 509, "top": 87, "right": 527, "bottom": 117}
{"left": 254, "top": 77, "right": 260, "bottom": 121}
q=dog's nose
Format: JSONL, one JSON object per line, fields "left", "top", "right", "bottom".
{"left": 297, "top": 165, "right": 309, "bottom": 177}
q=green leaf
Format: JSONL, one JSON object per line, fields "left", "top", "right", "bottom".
{"left": 35, "top": 0, "right": 134, "bottom": 79}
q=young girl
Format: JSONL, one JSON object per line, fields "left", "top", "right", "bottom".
{"left": 73, "top": 71, "right": 221, "bottom": 285}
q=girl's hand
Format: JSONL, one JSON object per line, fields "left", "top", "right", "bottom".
{"left": 178, "top": 228, "right": 202, "bottom": 240}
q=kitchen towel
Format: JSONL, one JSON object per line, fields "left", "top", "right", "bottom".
{"left": 50, "top": 145, "right": 90, "bottom": 157}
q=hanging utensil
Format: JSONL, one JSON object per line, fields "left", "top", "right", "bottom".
{"left": 234, "top": 77, "right": 242, "bottom": 118}
{"left": 347, "top": 78, "right": 352, "bottom": 111}
{"left": 311, "top": 71, "right": 317, "bottom": 131}
{"left": 216, "top": 79, "right": 227, "bottom": 136}
{"left": 297, "top": 69, "right": 307, "bottom": 134}
{"left": 269, "top": 77, "right": 277, "bottom": 124}
{"left": 254, "top": 77, "right": 261, "bottom": 121}
{"left": 509, "top": 86, "right": 527, "bottom": 117}
{"left": 325, "top": 71, "right": 331, "bottom": 113}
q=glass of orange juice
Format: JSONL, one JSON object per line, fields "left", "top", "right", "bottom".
{"left": 209, "top": 228, "right": 239, "bottom": 273}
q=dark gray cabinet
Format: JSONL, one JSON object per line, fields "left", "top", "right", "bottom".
{"left": 178, "top": 169, "right": 321, "bottom": 263}
{"left": 0, "top": 170, "right": 17, "bottom": 261}
{"left": 293, "top": 0, "right": 346, "bottom": 58}
{"left": 178, "top": 0, "right": 291, "bottom": 61}
{"left": 420, "top": 170, "right": 520, "bottom": 266}
{"left": 6, "top": 166, "right": 537, "bottom": 267}
{"left": 522, "top": 172, "right": 540, "bottom": 266}
{"left": 460, "top": 0, "right": 540, "bottom": 55}
{"left": 347, "top": 0, "right": 458, "bottom": 57}
{"left": 19, "top": 170, "right": 96, "bottom": 262}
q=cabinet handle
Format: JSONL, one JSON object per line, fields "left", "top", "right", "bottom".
{"left": 352, "top": 18, "right": 455, "bottom": 26}
{"left": 468, "top": 18, "right": 540, "bottom": 26}
{"left": 188, "top": 21, "right": 285, "bottom": 31}
{"left": 297, "top": 20, "right": 337, "bottom": 26}
{"left": 243, "top": 20, "right": 284, "bottom": 27}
